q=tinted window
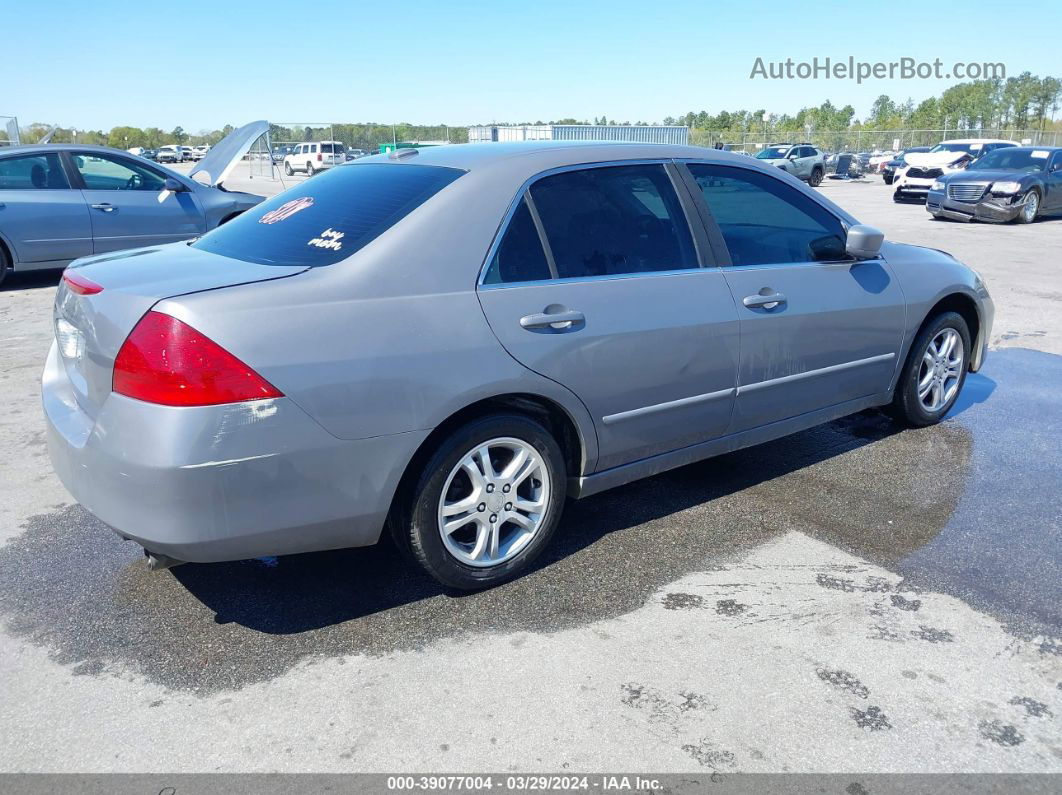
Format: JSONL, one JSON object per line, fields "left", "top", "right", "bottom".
{"left": 192, "top": 163, "right": 463, "bottom": 266}
{"left": 73, "top": 153, "right": 166, "bottom": 191}
{"left": 320, "top": 143, "right": 343, "bottom": 153}
{"left": 528, "top": 164, "right": 696, "bottom": 279}
{"left": 687, "top": 164, "right": 847, "bottom": 265}
{"left": 483, "top": 197, "right": 552, "bottom": 284}
{"left": 0, "top": 153, "right": 70, "bottom": 189}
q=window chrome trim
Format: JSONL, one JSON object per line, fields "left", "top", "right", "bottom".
{"left": 476, "top": 158, "right": 712, "bottom": 288}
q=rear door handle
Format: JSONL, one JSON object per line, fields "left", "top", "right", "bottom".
{"left": 520, "top": 309, "right": 585, "bottom": 330}
{"left": 743, "top": 291, "right": 787, "bottom": 309}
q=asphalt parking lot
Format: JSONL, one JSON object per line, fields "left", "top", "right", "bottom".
{"left": 0, "top": 172, "right": 1059, "bottom": 773}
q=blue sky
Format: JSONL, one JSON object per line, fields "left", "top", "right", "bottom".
{"left": 6, "top": 0, "right": 1061, "bottom": 132}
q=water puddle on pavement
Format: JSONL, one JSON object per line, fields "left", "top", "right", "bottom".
{"left": 0, "top": 349, "right": 1057, "bottom": 693}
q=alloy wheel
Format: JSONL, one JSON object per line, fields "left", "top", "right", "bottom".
{"left": 437, "top": 437, "right": 551, "bottom": 567}
{"left": 917, "top": 328, "right": 964, "bottom": 413}
{"left": 1023, "top": 192, "right": 1039, "bottom": 223}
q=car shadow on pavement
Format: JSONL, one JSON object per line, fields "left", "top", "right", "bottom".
{"left": 1, "top": 269, "right": 62, "bottom": 291}
{"left": 0, "top": 404, "right": 976, "bottom": 693}
{"left": 172, "top": 408, "right": 967, "bottom": 637}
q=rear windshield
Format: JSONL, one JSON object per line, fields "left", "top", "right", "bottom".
{"left": 191, "top": 163, "right": 464, "bottom": 266}
{"left": 320, "top": 143, "right": 343, "bottom": 153}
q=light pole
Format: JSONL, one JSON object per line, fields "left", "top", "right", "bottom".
{"left": 762, "top": 112, "right": 769, "bottom": 145}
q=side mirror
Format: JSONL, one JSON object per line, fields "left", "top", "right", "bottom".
{"left": 787, "top": 151, "right": 799, "bottom": 159}
{"left": 163, "top": 177, "right": 186, "bottom": 193}
{"left": 846, "top": 224, "right": 884, "bottom": 259}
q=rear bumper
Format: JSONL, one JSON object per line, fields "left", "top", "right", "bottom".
{"left": 926, "top": 190, "right": 1024, "bottom": 223}
{"left": 43, "top": 342, "right": 428, "bottom": 562}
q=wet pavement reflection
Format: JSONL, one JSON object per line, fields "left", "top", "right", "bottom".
{"left": 0, "top": 348, "right": 1057, "bottom": 693}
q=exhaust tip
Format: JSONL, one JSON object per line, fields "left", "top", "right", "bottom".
{"left": 143, "top": 549, "right": 185, "bottom": 572}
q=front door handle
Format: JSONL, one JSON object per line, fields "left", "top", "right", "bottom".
{"left": 91, "top": 203, "right": 115, "bottom": 212}
{"left": 743, "top": 291, "right": 787, "bottom": 310}
{"left": 520, "top": 309, "right": 585, "bottom": 330}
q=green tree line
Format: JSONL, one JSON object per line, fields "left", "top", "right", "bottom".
{"left": 665, "top": 72, "right": 1061, "bottom": 145}
{"left": 4, "top": 73, "right": 1058, "bottom": 149}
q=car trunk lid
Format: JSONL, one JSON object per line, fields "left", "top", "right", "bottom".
{"left": 53, "top": 243, "right": 307, "bottom": 420}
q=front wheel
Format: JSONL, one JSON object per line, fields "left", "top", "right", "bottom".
{"left": 888, "top": 311, "right": 971, "bottom": 427}
{"left": 883, "top": 175, "right": 894, "bottom": 185}
{"left": 1015, "top": 189, "right": 1040, "bottom": 224}
{"left": 0, "top": 245, "right": 9, "bottom": 288}
{"left": 394, "top": 414, "right": 567, "bottom": 590}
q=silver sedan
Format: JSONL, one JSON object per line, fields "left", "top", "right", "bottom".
{"left": 44, "top": 142, "right": 993, "bottom": 589}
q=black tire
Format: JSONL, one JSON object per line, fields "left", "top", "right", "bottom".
{"left": 1015, "top": 188, "right": 1040, "bottom": 224}
{"left": 888, "top": 311, "right": 971, "bottom": 427}
{"left": 0, "top": 244, "right": 9, "bottom": 288}
{"left": 808, "top": 167, "right": 823, "bottom": 188}
{"left": 883, "top": 175, "right": 894, "bottom": 185}
{"left": 393, "top": 414, "right": 567, "bottom": 590}
{"left": 284, "top": 162, "right": 293, "bottom": 176}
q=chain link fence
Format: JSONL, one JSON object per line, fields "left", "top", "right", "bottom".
{"left": 701, "top": 128, "right": 1061, "bottom": 154}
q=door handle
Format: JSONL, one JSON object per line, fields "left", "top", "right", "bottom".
{"left": 91, "top": 203, "right": 115, "bottom": 212}
{"left": 520, "top": 309, "right": 585, "bottom": 330}
{"left": 743, "top": 291, "right": 787, "bottom": 309}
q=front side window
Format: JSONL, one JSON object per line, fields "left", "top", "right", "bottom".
{"left": 192, "top": 163, "right": 463, "bottom": 266}
{"left": 73, "top": 153, "right": 166, "bottom": 191}
{"left": 0, "top": 153, "right": 70, "bottom": 189}
{"left": 687, "top": 163, "right": 847, "bottom": 265}
{"left": 527, "top": 164, "right": 697, "bottom": 279}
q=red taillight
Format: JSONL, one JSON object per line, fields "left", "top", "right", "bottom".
{"left": 112, "top": 311, "right": 283, "bottom": 406}
{"left": 317, "top": 153, "right": 322, "bottom": 161}
{"left": 63, "top": 270, "right": 104, "bottom": 295}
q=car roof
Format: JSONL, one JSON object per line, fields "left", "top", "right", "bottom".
{"left": 354, "top": 140, "right": 754, "bottom": 172}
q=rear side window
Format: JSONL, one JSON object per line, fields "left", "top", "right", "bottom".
{"left": 0, "top": 153, "right": 70, "bottom": 189}
{"left": 191, "top": 163, "right": 464, "bottom": 266}
{"left": 687, "top": 164, "right": 846, "bottom": 265}
{"left": 483, "top": 197, "right": 553, "bottom": 284}
{"left": 528, "top": 164, "right": 697, "bottom": 279}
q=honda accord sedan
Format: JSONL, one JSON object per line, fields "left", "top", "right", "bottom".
{"left": 44, "top": 142, "right": 993, "bottom": 589}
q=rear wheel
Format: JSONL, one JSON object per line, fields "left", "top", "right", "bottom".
{"left": 0, "top": 244, "right": 9, "bottom": 288}
{"left": 883, "top": 175, "right": 894, "bottom": 185}
{"left": 888, "top": 311, "right": 970, "bottom": 427}
{"left": 808, "top": 167, "right": 823, "bottom": 188}
{"left": 1015, "top": 189, "right": 1040, "bottom": 224}
{"left": 284, "top": 161, "right": 293, "bottom": 176}
{"left": 305, "top": 162, "right": 315, "bottom": 176}
{"left": 394, "top": 414, "right": 567, "bottom": 590}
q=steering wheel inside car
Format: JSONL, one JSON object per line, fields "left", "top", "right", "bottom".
{"left": 125, "top": 173, "right": 143, "bottom": 190}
